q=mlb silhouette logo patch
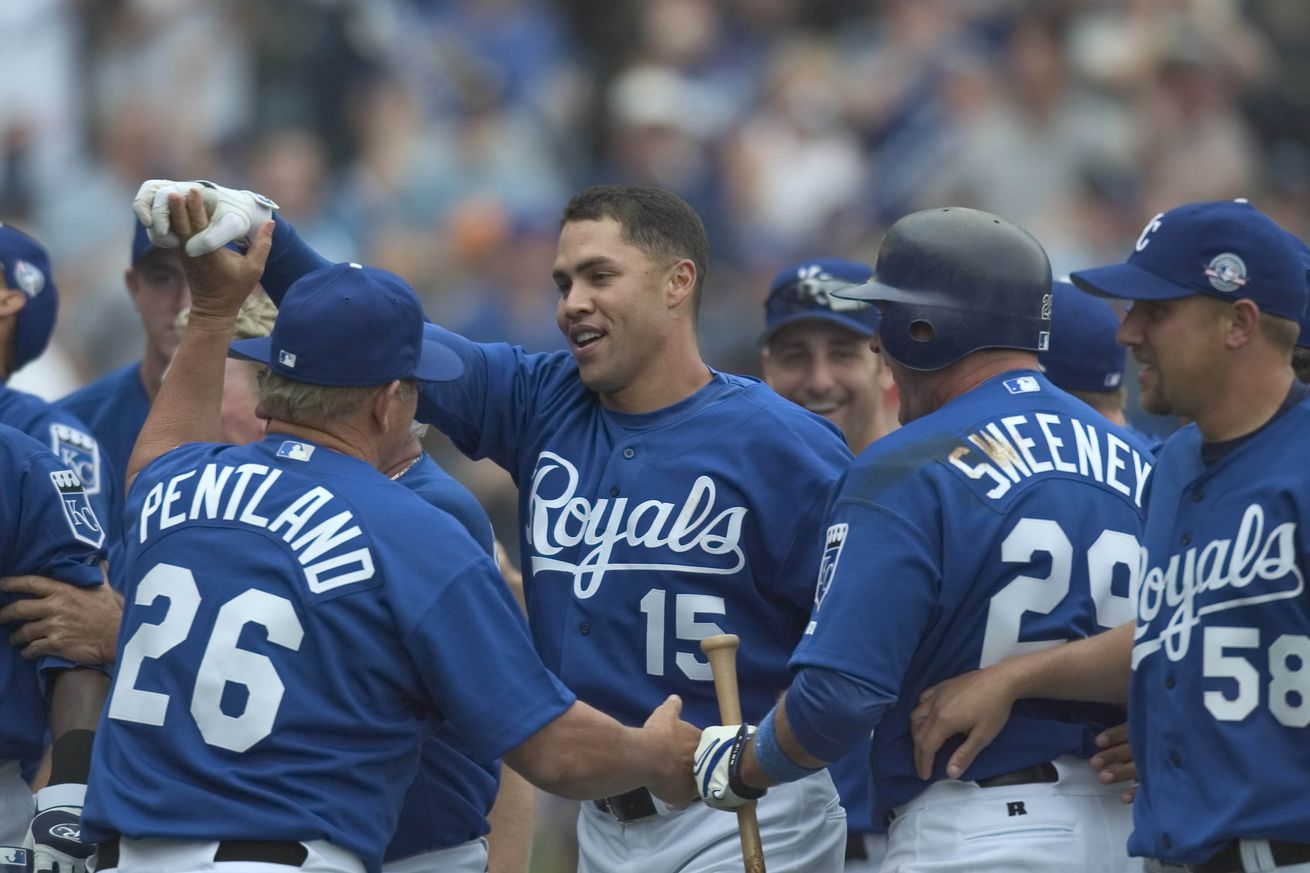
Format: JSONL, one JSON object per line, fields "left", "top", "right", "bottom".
{"left": 277, "top": 441, "right": 315, "bottom": 462}
{"left": 1003, "top": 376, "right": 1041, "bottom": 394}
{"left": 278, "top": 349, "right": 297, "bottom": 367}
{"left": 49, "top": 469, "right": 104, "bottom": 548}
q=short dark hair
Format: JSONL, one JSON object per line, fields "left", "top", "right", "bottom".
{"left": 562, "top": 186, "right": 710, "bottom": 313}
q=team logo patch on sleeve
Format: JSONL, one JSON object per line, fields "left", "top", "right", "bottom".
{"left": 49, "top": 423, "right": 101, "bottom": 495}
{"left": 813, "top": 523, "right": 848, "bottom": 612}
{"left": 49, "top": 469, "right": 104, "bottom": 548}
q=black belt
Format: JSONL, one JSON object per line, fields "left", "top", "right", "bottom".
{"left": 1188, "top": 840, "right": 1310, "bottom": 873}
{"left": 95, "top": 837, "right": 309, "bottom": 870}
{"left": 887, "top": 761, "right": 1061, "bottom": 825}
{"left": 975, "top": 761, "right": 1059, "bottom": 789}
{"left": 593, "top": 786, "right": 659, "bottom": 822}
{"left": 845, "top": 832, "right": 868, "bottom": 861}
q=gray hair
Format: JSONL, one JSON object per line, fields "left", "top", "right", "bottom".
{"left": 256, "top": 371, "right": 416, "bottom": 428}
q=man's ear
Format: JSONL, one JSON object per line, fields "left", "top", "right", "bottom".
{"left": 0, "top": 288, "right": 28, "bottom": 318}
{"left": 1224, "top": 299, "right": 1260, "bottom": 350}
{"left": 665, "top": 259, "right": 697, "bottom": 310}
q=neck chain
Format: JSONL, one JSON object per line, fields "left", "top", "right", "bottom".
{"left": 389, "top": 455, "right": 421, "bottom": 481}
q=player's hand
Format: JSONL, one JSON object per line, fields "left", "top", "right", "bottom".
{"left": 641, "top": 694, "right": 700, "bottom": 808}
{"left": 694, "top": 724, "right": 766, "bottom": 811}
{"left": 1089, "top": 722, "right": 1137, "bottom": 804}
{"left": 166, "top": 187, "right": 274, "bottom": 321}
{"left": 0, "top": 574, "right": 121, "bottom": 664}
{"left": 135, "top": 178, "right": 278, "bottom": 257}
{"left": 910, "top": 666, "right": 1019, "bottom": 780}
{"left": 26, "top": 783, "right": 93, "bottom": 873}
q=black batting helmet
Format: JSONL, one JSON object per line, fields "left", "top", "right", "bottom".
{"left": 835, "top": 207, "right": 1052, "bottom": 371}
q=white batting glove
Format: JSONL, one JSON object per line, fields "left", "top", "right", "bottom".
{"left": 694, "top": 724, "right": 766, "bottom": 810}
{"left": 133, "top": 179, "right": 279, "bottom": 256}
{"left": 25, "top": 783, "right": 93, "bottom": 873}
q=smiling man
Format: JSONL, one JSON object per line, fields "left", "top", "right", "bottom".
{"left": 134, "top": 181, "right": 854, "bottom": 873}
{"left": 760, "top": 258, "right": 898, "bottom": 455}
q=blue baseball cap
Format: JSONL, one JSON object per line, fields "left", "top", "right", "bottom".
{"left": 1284, "top": 230, "right": 1310, "bottom": 349}
{"left": 0, "top": 224, "right": 58, "bottom": 372}
{"left": 1040, "top": 280, "right": 1125, "bottom": 392}
{"left": 229, "top": 263, "right": 463, "bottom": 386}
{"left": 760, "top": 258, "right": 878, "bottom": 345}
{"left": 1071, "top": 200, "right": 1307, "bottom": 322}
{"left": 131, "top": 222, "right": 158, "bottom": 264}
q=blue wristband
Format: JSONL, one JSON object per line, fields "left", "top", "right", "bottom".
{"left": 754, "top": 709, "right": 823, "bottom": 785}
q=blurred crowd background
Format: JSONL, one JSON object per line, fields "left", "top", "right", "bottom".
{"left": 2, "top": 1, "right": 1308, "bottom": 869}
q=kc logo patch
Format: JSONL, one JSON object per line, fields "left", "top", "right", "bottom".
{"left": 813, "top": 523, "right": 848, "bottom": 612}
{"left": 49, "top": 423, "right": 100, "bottom": 495}
{"left": 50, "top": 469, "right": 104, "bottom": 548}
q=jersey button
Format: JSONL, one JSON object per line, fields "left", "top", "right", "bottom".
{"left": 579, "top": 622, "right": 591, "bottom": 635}
{"left": 1180, "top": 533, "right": 1191, "bottom": 546}
{"left": 1191, "top": 489, "right": 1204, "bottom": 502}
{"left": 1162, "top": 834, "right": 1172, "bottom": 850}
{"left": 1165, "top": 674, "right": 1176, "bottom": 689}
{"left": 610, "top": 485, "right": 620, "bottom": 496}
{"left": 1169, "top": 751, "right": 1182, "bottom": 767}
{"left": 623, "top": 448, "right": 636, "bottom": 459}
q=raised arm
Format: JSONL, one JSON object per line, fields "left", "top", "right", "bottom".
{"left": 126, "top": 191, "right": 272, "bottom": 485}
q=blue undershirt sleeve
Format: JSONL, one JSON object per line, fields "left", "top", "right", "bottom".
{"left": 262, "top": 215, "right": 335, "bottom": 305}
{"left": 785, "top": 665, "right": 896, "bottom": 764}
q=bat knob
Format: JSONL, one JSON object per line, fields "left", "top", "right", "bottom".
{"left": 700, "top": 633, "right": 740, "bottom": 655}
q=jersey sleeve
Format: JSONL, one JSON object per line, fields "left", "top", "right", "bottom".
{"left": 414, "top": 323, "right": 548, "bottom": 475}
{"left": 397, "top": 553, "right": 575, "bottom": 762}
{"left": 790, "top": 498, "right": 940, "bottom": 702}
{"left": 261, "top": 215, "right": 335, "bottom": 305}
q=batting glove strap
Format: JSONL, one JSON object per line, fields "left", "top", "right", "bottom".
{"left": 28, "top": 783, "right": 93, "bottom": 873}
{"left": 694, "top": 724, "right": 766, "bottom": 811}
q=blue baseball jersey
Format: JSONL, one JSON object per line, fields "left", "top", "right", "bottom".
{"left": 415, "top": 325, "right": 853, "bottom": 729}
{"left": 0, "top": 386, "right": 116, "bottom": 538}
{"left": 791, "top": 371, "right": 1153, "bottom": 822}
{"left": 57, "top": 361, "right": 150, "bottom": 493}
{"left": 82, "top": 435, "right": 575, "bottom": 872}
{"left": 386, "top": 451, "right": 503, "bottom": 860}
{"left": 1128, "top": 397, "right": 1310, "bottom": 862}
{"left": 0, "top": 423, "right": 105, "bottom": 761}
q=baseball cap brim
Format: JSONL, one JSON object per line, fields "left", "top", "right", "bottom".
{"left": 1069, "top": 261, "right": 1195, "bottom": 302}
{"left": 759, "top": 309, "right": 877, "bottom": 345}
{"left": 229, "top": 334, "right": 465, "bottom": 383}
{"left": 832, "top": 279, "right": 960, "bottom": 307}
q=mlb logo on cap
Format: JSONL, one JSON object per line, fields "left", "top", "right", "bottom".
{"left": 230, "top": 262, "right": 464, "bottom": 387}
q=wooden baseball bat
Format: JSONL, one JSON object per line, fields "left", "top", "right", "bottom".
{"left": 701, "top": 633, "right": 767, "bottom": 873}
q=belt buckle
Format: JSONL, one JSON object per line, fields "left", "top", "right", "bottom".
{"left": 595, "top": 787, "right": 658, "bottom": 823}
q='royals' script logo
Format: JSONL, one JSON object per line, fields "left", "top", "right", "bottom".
{"left": 526, "top": 451, "right": 748, "bottom": 598}
{"left": 1132, "top": 503, "right": 1303, "bottom": 667}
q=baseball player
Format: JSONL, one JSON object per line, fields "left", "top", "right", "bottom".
{"left": 909, "top": 200, "right": 1310, "bottom": 871}
{"left": 0, "top": 224, "right": 115, "bottom": 532}
{"left": 82, "top": 196, "right": 700, "bottom": 873}
{"left": 694, "top": 207, "right": 1154, "bottom": 873}
{"left": 57, "top": 223, "right": 195, "bottom": 487}
{"left": 0, "top": 421, "right": 110, "bottom": 873}
{"left": 759, "top": 256, "right": 894, "bottom": 871}
{"left": 136, "top": 179, "right": 853, "bottom": 871}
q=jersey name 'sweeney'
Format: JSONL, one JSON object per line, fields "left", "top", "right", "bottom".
{"left": 793, "top": 372, "right": 1154, "bottom": 822}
